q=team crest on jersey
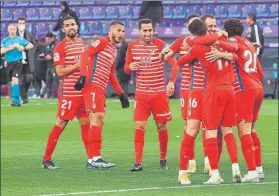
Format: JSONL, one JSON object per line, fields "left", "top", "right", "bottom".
{"left": 74, "top": 55, "right": 80, "bottom": 63}
{"left": 61, "top": 109, "right": 65, "bottom": 116}
{"left": 92, "top": 40, "right": 100, "bottom": 47}
{"left": 54, "top": 53, "right": 60, "bottom": 61}
{"left": 187, "top": 108, "right": 191, "bottom": 116}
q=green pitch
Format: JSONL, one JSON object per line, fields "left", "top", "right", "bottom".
{"left": 1, "top": 98, "right": 278, "bottom": 196}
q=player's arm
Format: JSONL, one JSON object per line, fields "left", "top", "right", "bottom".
{"left": 185, "top": 31, "right": 227, "bottom": 46}
{"left": 166, "top": 56, "right": 179, "bottom": 96}
{"left": 56, "top": 63, "right": 80, "bottom": 77}
{"left": 16, "top": 38, "right": 34, "bottom": 51}
{"left": 177, "top": 48, "right": 196, "bottom": 66}
{"left": 256, "top": 58, "right": 264, "bottom": 80}
{"left": 205, "top": 48, "right": 237, "bottom": 62}
{"left": 1, "top": 40, "right": 11, "bottom": 54}
{"left": 218, "top": 40, "right": 238, "bottom": 53}
{"left": 163, "top": 37, "right": 184, "bottom": 60}
{"left": 110, "top": 62, "right": 130, "bottom": 108}
{"left": 124, "top": 43, "right": 135, "bottom": 74}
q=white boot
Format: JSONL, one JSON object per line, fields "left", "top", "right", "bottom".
{"left": 203, "top": 170, "right": 223, "bottom": 184}
{"left": 232, "top": 163, "right": 242, "bottom": 183}
{"left": 242, "top": 170, "right": 259, "bottom": 183}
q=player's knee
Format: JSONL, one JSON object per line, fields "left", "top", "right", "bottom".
{"left": 205, "top": 129, "right": 217, "bottom": 139}
{"left": 55, "top": 118, "right": 68, "bottom": 128}
{"left": 96, "top": 113, "right": 105, "bottom": 126}
{"left": 78, "top": 117, "right": 90, "bottom": 126}
{"left": 156, "top": 122, "right": 167, "bottom": 132}
{"left": 135, "top": 121, "right": 146, "bottom": 130}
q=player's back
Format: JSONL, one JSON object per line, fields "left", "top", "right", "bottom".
{"left": 229, "top": 36, "right": 263, "bottom": 92}
{"left": 192, "top": 45, "right": 233, "bottom": 91}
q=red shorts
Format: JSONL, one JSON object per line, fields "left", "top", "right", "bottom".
{"left": 57, "top": 96, "right": 87, "bottom": 120}
{"left": 202, "top": 86, "right": 236, "bottom": 129}
{"left": 187, "top": 89, "right": 203, "bottom": 121}
{"left": 134, "top": 91, "right": 172, "bottom": 122}
{"left": 235, "top": 87, "right": 263, "bottom": 123}
{"left": 83, "top": 86, "right": 106, "bottom": 113}
{"left": 180, "top": 90, "right": 190, "bottom": 119}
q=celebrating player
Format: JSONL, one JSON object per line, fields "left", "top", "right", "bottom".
{"left": 74, "top": 20, "right": 129, "bottom": 168}
{"left": 177, "top": 19, "right": 241, "bottom": 184}
{"left": 42, "top": 16, "right": 90, "bottom": 169}
{"left": 162, "top": 14, "right": 201, "bottom": 174}
{"left": 124, "top": 18, "right": 179, "bottom": 172}
{"left": 220, "top": 18, "right": 264, "bottom": 182}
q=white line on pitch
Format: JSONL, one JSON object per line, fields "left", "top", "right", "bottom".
{"left": 34, "top": 181, "right": 278, "bottom": 196}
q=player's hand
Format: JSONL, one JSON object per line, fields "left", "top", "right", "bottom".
{"left": 217, "top": 30, "right": 228, "bottom": 38}
{"left": 16, "top": 45, "right": 25, "bottom": 51}
{"left": 166, "top": 81, "right": 175, "bottom": 97}
{"left": 8, "top": 45, "right": 16, "bottom": 51}
{"left": 252, "top": 42, "right": 262, "bottom": 48}
{"left": 45, "top": 54, "right": 52, "bottom": 60}
{"left": 159, "top": 47, "right": 170, "bottom": 60}
{"left": 205, "top": 48, "right": 222, "bottom": 62}
{"left": 163, "top": 50, "right": 174, "bottom": 61}
{"left": 119, "top": 93, "right": 129, "bottom": 108}
{"left": 74, "top": 76, "right": 86, "bottom": 91}
{"left": 129, "top": 62, "right": 139, "bottom": 71}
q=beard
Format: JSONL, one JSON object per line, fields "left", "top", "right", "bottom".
{"left": 112, "top": 34, "right": 121, "bottom": 43}
{"left": 67, "top": 30, "right": 77, "bottom": 38}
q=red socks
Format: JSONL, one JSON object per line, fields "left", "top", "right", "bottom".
{"left": 251, "top": 132, "right": 262, "bottom": 167}
{"left": 188, "top": 140, "right": 195, "bottom": 160}
{"left": 135, "top": 129, "right": 145, "bottom": 163}
{"left": 240, "top": 134, "right": 256, "bottom": 171}
{"left": 44, "top": 125, "right": 64, "bottom": 161}
{"left": 88, "top": 125, "right": 102, "bottom": 158}
{"left": 206, "top": 138, "right": 219, "bottom": 170}
{"left": 81, "top": 123, "right": 90, "bottom": 159}
{"left": 202, "top": 128, "right": 208, "bottom": 158}
{"left": 224, "top": 133, "right": 238, "bottom": 164}
{"left": 217, "top": 131, "right": 223, "bottom": 161}
{"left": 158, "top": 129, "right": 168, "bottom": 160}
{"left": 179, "top": 133, "right": 195, "bottom": 170}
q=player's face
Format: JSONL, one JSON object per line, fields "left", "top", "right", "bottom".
{"left": 140, "top": 23, "right": 153, "bottom": 44}
{"left": 205, "top": 18, "right": 217, "bottom": 34}
{"left": 246, "top": 17, "right": 252, "bottom": 25}
{"left": 8, "top": 25, "right": 17, "bottom": 37}
{"left": 63, "top": 19, "right": 78, "bottom": 38}
{"left": 46, "top": 37, "right": 54, "bottom": 44}
{"left": 111, "top": 24, "right": 125, "bottom": 44}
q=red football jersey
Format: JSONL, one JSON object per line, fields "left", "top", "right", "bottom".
{"left": 219, "top": 36, "right": 264, "bottom": 92}
{"left": 177, "top": 44, "right": 235, "bottom": 91}
{"left": 80, "top": 36, "right": 123, "bottom": 94}
{"left": 125, "top": 37, "right": 168, "bottom": 93}
{"left": 53, "top": 38, "right": 85, "bottom": 97}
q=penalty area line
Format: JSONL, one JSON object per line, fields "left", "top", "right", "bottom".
{"left": 34, "top": 181, "right": 278, "bottom": 196}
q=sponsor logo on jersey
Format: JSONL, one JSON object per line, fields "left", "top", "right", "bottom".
{"left": 54, "top": 53, "right": 60, "bottom": 61}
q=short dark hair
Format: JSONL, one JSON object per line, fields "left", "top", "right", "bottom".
{"left": 224, "top": 18, "right": 244, "bottom": 37}
{"left": 138, "top": 18, "right": 152, "bottom": 29}
{"left": 62, "top": 15, "right": 77, "bottom": 25}
{"left": 247, "top": 14, "right": 257, "bottom": 22}
{"left": 188, "top": 19, "right": 207, "bottom": 36}
{"left": 17, "top": 17, "right": 26, "bottom": 22}
{"left": 186, "top": 13, "right": 199, "bottom": 23}
{"left": 46, "top": 32, "right": 54, "bottom": 38}
{"left": 201, "top": 14, "right": 216, "bottom": 22}
{"left": 110, "top": 20, "right": 125, "bottom": 27}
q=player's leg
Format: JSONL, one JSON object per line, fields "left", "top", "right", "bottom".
{"left": 155, "top": 121, "right": 169, "bottom": 169}
{"left": 251, "top": 88, "right": 264, "bottom": 180}
{"left": 221, "top": 94, "right": 241, "bottom": 183}
{"left": 217, "top": 127, "right": 223, "bottom": 162}
{"left": 42, "top": 118, "right": 68, "bottom": 169}
{"left": 152, "top": 92, "right": 172, "bottom": 169}
{"left": 131, "top": 93, "right": 151, "bottom": 172}
{"left": 10, "top": 62, "right": 22, "bottom": 106}
{"left": 236, "top": 90, "right": 259, "bottom": 182}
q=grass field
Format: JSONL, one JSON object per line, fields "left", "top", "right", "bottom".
{"left": 1, "top": 98, "right": 278, "bottom": 196}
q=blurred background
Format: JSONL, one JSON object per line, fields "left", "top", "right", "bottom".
{"left": 1, "top": 0, "right": 278, "bottom": 100}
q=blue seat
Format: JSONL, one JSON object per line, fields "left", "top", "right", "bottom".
{"left": 216, "top": 20, "right": 224, "bottom": 27}
{"left": 79, "top": 22, "right": 88, "bottom": 34}
{"left": 3, "top": 1, "right": 17, "bottom": 7}
{"left": 256, "top": 4, "right": 270, "bottom": 17}
{"left": 92, "top": 7, "right": 106, "bottom": 19}
{"left": 228, "top": 5, "right": 242, "bottom": 17}
{"left": 27, "top": 8, "right": 39, "bottom": 20}
{"left": 186, "top": 5, "right": 201, "bottom": 16}
{"left": 170, "top": 20, "right": 185, "bottom": 27}
{"left": 40, "top": 8, "right": 53, "bottom": 20}
{"left": 29, "top": 1, "right": 42, "bottom": 6}
{"left": 69, "top": 1, "right": 82, "bottom": 5}
{"left": 160, "top": 21, "right": 170, "bottom": 27}
{"left": 95, "top": 1, "right": 107, "bottom": 4}
{"left": 132, "top": 6, "right": 140, "bottom": 19}
{"left": 270, "top": 4, "right": 278, "bottom": 17}
{"left": 102, "top": 22, "right": 110, "bottom": 35}
{"left": 88, "top": 21, "right": 103, "bottom": 34}
{"left": 1, "top": 9, "right": 13, "bottom": 21}
{"left": 71, "top": 7, "right": 80, "bottom": 18}
{"left": 134, "top": 1, "right": 142, "bottom": 5}
{"left": 119, "top": 7, "right": 133, "bottom": 19}
{"left": 79, "top": 7, "right": 92, "bottom": 19}
{"left": 242, "top": 5, "right": 256, "bottom": 17}
{"left": 173, "top": 6, "right": 187, "bottom": 19}
{"left": 215, "top": 5, "right": 228, "bottom": 18}
{"left": 1, "top": 23, "right": 8, "bottom": 36}
{"left": 14, "top": 8, "right": 27, "bottom": 20}
{"left": 16, "top": 1, "right": 29, "bottom": 6}
{"left": 36, "top": 23, "right": 50, "bottom": 36}
{"left": 42, "top": 1, "right": 56, "bottom": 6}
{"left": 52, "top": 8, "right": 61, "bottom": 20}
{"left": 126, "top": 21, "right": 138, "bottom": 28}
{"left": 26, "top": 23, "right": 35, "bottom": 34}
{"left": 106, "top": 7, "right": 119, "bottom": 19}
{"left": 108, "top": 1, "right": 121, "bottom": 4}
{"left": 121, "top": 1, "right": 134, "bottom": 4}
{"left": 201, "top": 5, "right": 215, "bottom": 16}
{"left": 162, "top": 1, "right": 175, "bottom": 5}
{"left": 81, "top": 1, "right": 95, "bottom": 5}
{"left": 164, "top": 6, "right": 173, "bottom": 19}
{"left": 48, "top": 22, "right": 56, "bottom": 33}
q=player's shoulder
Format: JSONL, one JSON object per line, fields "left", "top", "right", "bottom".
{"left": 90, "top": 36, "right": 109, "bottom": 48}
{"left": 154, "top": 37, "right": 166, "bottom": 46}
{"left": 55, "top": 39, "right": 67, "bottom": 49}
{"left": 228, "top": 36, "right": 239, "bottom": 43}
{"left": 127, "top": 39, "right": 139, "bottom": 48}
{"left": 1, "top": 37, "right": 10, "bottom": 43}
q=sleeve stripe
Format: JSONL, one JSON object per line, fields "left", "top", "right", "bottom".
{"left": 254, "top": 25, "right": 261, "bottom": 55}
